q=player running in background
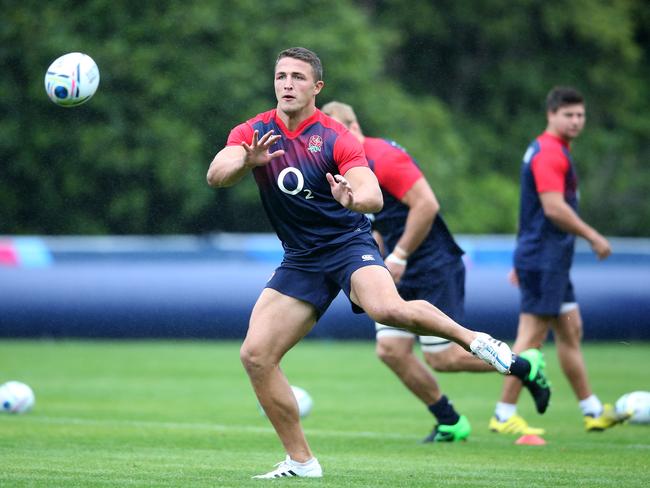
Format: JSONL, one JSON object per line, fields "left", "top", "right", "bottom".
{"left": 491, "top": 86, "right": 629, "bottom": 434}
{"left": 322, "top": 101, "right": 550, "bottom": 442}
{"left": 208, "top": 47, "right": 541, "bottom": 479}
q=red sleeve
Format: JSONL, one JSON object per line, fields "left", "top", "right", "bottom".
{"left": 333, "top": 131, "right": 368, "bottom": 174}
{"left": 374, "top": 145, "right": 423, "bottom": 200}
{"left": 226, "top": 122, "right": 254, "bottom": 146}
{"left": 531, "top": 146, "right": 568, "bottom": 193}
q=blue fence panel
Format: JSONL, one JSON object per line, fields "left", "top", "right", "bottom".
{"left": 1, "top": 235, "right": 648, "bottom": 341}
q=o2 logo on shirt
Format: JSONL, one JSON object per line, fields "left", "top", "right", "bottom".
{"left": 277, "top": 167, "right": 314, "bottom": 199}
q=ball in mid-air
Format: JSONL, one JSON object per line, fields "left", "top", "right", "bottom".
{"left": 615, "top": 391, "right": 650, "bottom": 424}
{"left": 0, "top": 381, "right": 35, "bottom": 414}
{"left": 44, "top": 52, "right": 100, "bottom": 107}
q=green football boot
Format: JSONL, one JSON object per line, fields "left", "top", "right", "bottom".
{"left": 422, "top": 415, "right": 472, "bottom": 443}
{"left": 519, "top": 348, "right": 551, "bottom": 414}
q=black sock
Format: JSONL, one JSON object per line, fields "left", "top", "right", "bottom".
{"left": 509, "top": 355, "right": 531, "bottom": 381}
{"left": 428, "top": 395, "right": 460, "bottom": 425}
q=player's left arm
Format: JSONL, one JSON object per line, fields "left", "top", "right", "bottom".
{"left": 326, "top": 166, "right": 383, "bottom": 213}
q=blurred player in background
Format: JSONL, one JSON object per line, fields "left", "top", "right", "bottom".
{"left": 322, "top": 101, "right": 550, "bottom": 442}
{"left": 208, "top": 47, "right": 540, "bottom": 479}
{"left": 491, "top": 86, "right": 629, "bottom": 434}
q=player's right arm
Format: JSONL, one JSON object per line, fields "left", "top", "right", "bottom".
{"left": 539, "top": 192, "right": 611, "bottom": 259}
{"left": 396, "top": 178, "right": 438, "bottom": 259}
{"left": 207, "top": 129, "right": 284, "bottom": 188}
{"left": 531, "top": 146, "right": 611, "bottom": 260}
{"left": 373, "top": 143, "right": 436, "bottom": 282}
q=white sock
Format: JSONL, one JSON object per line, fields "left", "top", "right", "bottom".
{"left": 579, "top": 394, "right": 603, "bottom": 417}
{"left": 289, "top": 456, "right": 318, "bottom": 467}
{"left": 495, "top": 402, "right": 517, "bottom": 421}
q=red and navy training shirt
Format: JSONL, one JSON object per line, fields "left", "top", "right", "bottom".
{"left": 364, "top": 137, "right": 464, "bottom": 286}
{"left": 227, "top": 109, "right": 371, "bottom": 256}
{"left": 514, "top": 131, "right": 579, "bottom": 271}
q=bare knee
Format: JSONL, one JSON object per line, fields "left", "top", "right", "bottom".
{"left": 376, "top": 339, "right": 411, "bottom": 368}
{"left": 239, "top": 341, "right": 258, "bottom": 373}
{"left": 240, "top": 340, "right": 275, "bottom": 376}
{"left": 367, "top": 301, "right": 409, "bottom": 328}
{"left": 555, "top": 313, "right": 583, "bottom": 347}
{"left": 424, "top": 347, "right": 461, "bottom": 372}
{"left": 513, "top": 314, "right": 552, "bottom": 353}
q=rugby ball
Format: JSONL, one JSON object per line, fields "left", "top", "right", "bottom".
{"left": 44, "top": 52, "right": 100, "bottom": 106}
{"left": 259, "top": 385, "right": 313, "bottom": 419}
{"left": 0, "top": 381, "right": 35, "bottom": 414}
{"left": 615, "top": 391, "right": 650, "bottom": 424}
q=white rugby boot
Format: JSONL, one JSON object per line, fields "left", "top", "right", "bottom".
{"left": 252, "top": 455, "right": 323, "bottom": 479}
{"left": 470, "top": 332, "right": 512, "bottom": 374}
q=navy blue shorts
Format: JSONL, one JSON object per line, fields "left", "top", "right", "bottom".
{"left": 266, "top": 233, "right": 385, "bottom": 317}
{"left": 376, "top": 259, "right": 465, "bottom": 351}
{"left": 398, "top": 259, "right": 466, "bottom": 322}
{"left": 517, "top": 268, "right": 576, "bottom": 316}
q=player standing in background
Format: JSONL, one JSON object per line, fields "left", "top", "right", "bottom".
{"left": 208, "top": 47, "right": 536, "bottom": 479}
{"left": 322, "top": 101, "right": 550, "bottom": 442}
{"left": 491, "top": 86, "right": 629, "bottom": 434}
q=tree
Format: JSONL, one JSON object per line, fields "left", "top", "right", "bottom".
{"left": 2, "top": 0, "right": 648, "bottom": 236}
{"left": 365, "top": 0, "right": 650, "bottom": 235}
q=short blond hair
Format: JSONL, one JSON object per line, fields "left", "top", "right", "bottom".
{"left": 321, "top": 101, "right": 358, "bottom": 128}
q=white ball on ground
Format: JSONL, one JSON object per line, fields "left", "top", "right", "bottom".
{"left": 615, "top": 391, "right": 650, "bottom": 424}
{"left": 0, "top": 381, "right": 35, "bottom": 414}
{"left": 259, "top": 385, "right": 313, "bottom": 419}
{"left": 290, "top": 385, "right": 313, "bottom": 418}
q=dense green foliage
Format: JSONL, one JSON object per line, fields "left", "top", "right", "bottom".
{"left": 2, "top": 0, "right": 648, "bottom": 235}
{"left": 1, "top": 340, "right": 649, "bottom": 486}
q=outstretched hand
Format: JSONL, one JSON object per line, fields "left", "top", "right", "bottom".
{"left": 242, "top": 130, "right": 285, "bottom": 167}
{"left": 326, "top": 173, "right": 354, "bottom": 209}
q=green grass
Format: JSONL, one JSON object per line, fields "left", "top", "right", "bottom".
{"left": 1, "top": 340, "right": 649, "bottom": 487}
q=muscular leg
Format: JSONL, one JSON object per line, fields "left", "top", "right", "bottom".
{"left": 376, "top": 336, "right": 442, "bottom": 405}
{"left": 425, "top": 343, "right": 494, "bottom": 373}
{"left": 239, "top": 288, "right": 318, "bottom": 462}
{"left": 552, "top": 306, "right": 592, "bottom": 400}
{"left": 499, "top": 313, "right": 551, "bottom": 404}
{"left": 351, "top": 266, "right": 476, "bottom": 349}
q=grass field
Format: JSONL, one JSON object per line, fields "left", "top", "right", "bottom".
{"left": 1, "top": 340, "right": 648, "bottom": 487}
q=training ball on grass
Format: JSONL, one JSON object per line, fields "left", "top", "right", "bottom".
{"left": 615, "top": 391, "right": 650, "bottom": 424}
{"left": 0, "top": 381, "right": 35, "bottom": 414}
{"left": 44, "top": 52, "right": 100, "bottom": 107}
{"left": 291, "top": 385, "right": 313, "bottom": 418}
{"left": 259, "top": 385, "right": 313, "bottom": 419}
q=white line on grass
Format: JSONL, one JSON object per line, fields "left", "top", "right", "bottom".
{"left": 28, "top": 415, "right": 418, "bottom": 440}
{"left": 25, "top": 415, "right": 650, "bottom": 450}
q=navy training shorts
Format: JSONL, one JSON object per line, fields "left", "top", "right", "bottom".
{"left": 517, "top": 268, "right": 576, "bottom": 316}
{"left": 266, "top": 232, "right": 385, "bottom": 317}
{"left": 376, "top": 258, "right": 465, "bottom": 350}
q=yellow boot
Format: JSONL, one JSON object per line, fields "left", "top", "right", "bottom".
{"left": 584, "top": 404, "right": 630, "bottom": 432}
{"left": 489, "top": 415, "right": 545, "bottom": 435}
